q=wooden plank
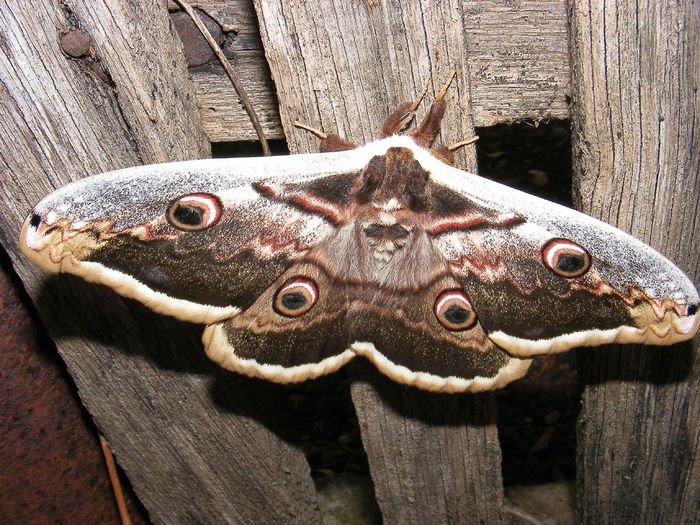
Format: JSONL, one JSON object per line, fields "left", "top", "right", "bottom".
{"left": 350, "top": 362, "right": 505, "bottom": 524}
{"left": 253, "top": 1, "right": 505, "bottom": 522}
{"left": 253, "top": 0, "right": 478, "bottom": 167}
{"left": 0, "top": 1, "right": 321, "bottom": 523}
{"left": 188, "top": 0, "right": 570, "bottom": 143}
{"left": 569, "top": 1, "right": 699, "bottom": 522}
{"left": 175, "top": 0, "right": 285, "bottom": 142}
{"left": 463, "top": 0, "right": 570, "bottom": 126}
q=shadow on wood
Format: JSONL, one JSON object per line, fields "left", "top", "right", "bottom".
{"left": 577, "top": 344, "right": 695, "bottom": 386}
{"left": 349, "top": 359, "right": 504, "bottom": 524}
{"left": 37, "top": 273, "right": 304, "bottom": 441}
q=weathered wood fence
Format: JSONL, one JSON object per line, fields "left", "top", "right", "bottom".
{"left": 0, "top": 1, "right": 697, "bottom": 523}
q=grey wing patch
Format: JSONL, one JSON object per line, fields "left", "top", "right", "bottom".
{"left": 19, "top": 154, "right": 367, "bottom": 323}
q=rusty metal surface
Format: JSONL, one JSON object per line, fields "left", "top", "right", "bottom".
{"left": 0, "top": 255, "right": 144, "bottom": 524}
{"left": 170, "top": 8, "right": 224, "bottom": 67}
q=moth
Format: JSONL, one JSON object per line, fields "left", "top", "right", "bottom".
{"left": 20, "top": 89, "right": 699, "bottom": 393}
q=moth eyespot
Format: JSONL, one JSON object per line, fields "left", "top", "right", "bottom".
{"left": 167, "top": 193, "right": 222, "bottom": 231}
{"left": 273, "top": 277, "right": 319, "bottom": 318}
{"left": 542, "top": 238, "right": 591, "bottom": 278}
{"left": 434, "top": 289, "right": 477, "bottom": 331}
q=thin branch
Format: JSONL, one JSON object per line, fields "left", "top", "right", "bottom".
{"left": 100, "top": 435, "right": 132, "bottom": 525}
{"left": 173, "top": 0, "right": 271, "bottom": 155}
{"left": 503, "top": 505, "right": 546, "bottom": 525}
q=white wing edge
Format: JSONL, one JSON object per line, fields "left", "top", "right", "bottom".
{"left": 20, "top": 219, "right": 238, "bottom": 324}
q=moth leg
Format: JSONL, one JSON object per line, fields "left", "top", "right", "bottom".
{"left": 293, "top": 121, "right": 358, "bottom": 152}
{"left": 430, "top": 136, "right": 480, "bottom": 166}
{"left": 320, "top": 134, "right": 359, "bottom": 153}
{"left": 434, "top": 69, "right": 457, "bottom": 103}
{"left": 428, "top": 144, "right": 455, "bottom": 166}
{"left": 447, "top": 136, "right": 479, "bottom": 151}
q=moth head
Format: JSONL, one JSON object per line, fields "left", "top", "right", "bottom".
{"left": 357, "top": 149, "right": 431, "bottom": 212}
{"left": 273, "top": 277, "right": 319, "bottom": 317}
{"left": 434, "top": 289, "right": 477, "bottom": 331}
{"left": 541, "top": 238, "right": 591, "bottom": 278}
{"left": 167, "top": 193, "right": 222, "bottom": 231}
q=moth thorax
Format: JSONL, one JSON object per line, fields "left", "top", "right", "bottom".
{"left": 357, "top": 148, "right": 431, "bottom": 213}
{"left": 362, "top": 221, "right": 411, "bottom": 262}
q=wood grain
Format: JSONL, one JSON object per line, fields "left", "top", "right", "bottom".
{"left": 179, "top": 0, "right": 285, "bottom": 142}
{"left": 254, "top": 0, "right": 477, "bottom": 168}
{"left": 253, "top": 1, "right": 505, "bottom": 522}
{"left": 349, "top": 362, "right": 505, "bottom": 524}
{"left": 463, "top": 0, "right": 570, "bottom": 125}
{"left": 191, "top": 0, "right": 570, "bottom": 142}
{"left": 569, "top": 1, "right": 700, "bottom": 522}
{"left": 0, "top": 1, "right": 321, "bottom": 523}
